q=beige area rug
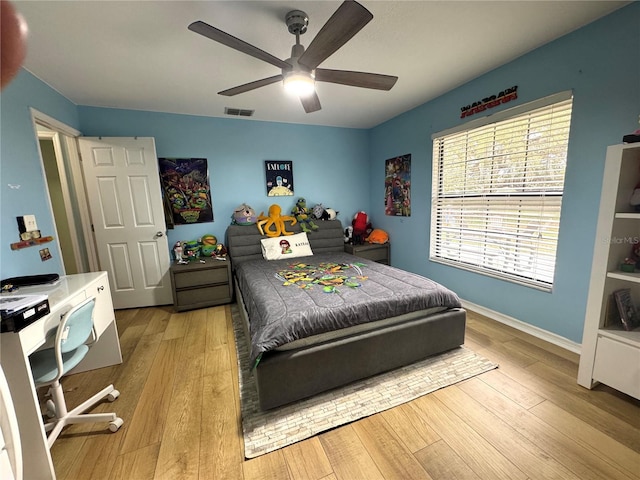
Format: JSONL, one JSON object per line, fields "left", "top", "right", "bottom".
{"left": 231, "top": 306, "right": 498, "bottom": 459}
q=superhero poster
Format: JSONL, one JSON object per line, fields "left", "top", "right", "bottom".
{"left": 385, "top": 154, "right": 411, "bottom": 216}
{"left": 158, "top": 158, "right": 213, "bottom": 225}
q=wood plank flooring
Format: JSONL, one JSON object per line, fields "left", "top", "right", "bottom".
{"left": 49, "top": 305, "right": 640, "bottom": 480}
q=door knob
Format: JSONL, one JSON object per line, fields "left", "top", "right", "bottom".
{"left": 155, "top": 231, "right": 164, "bottom": 238}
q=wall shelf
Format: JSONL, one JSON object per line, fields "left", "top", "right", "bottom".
{"left": 10, "top": 236, "right": 54, "bottom": 250}
{"left": 606, "top": 271, "right": 640, "bottom": 283}
{"left": 598, "top": 327, "right": 640, "bottom": 348}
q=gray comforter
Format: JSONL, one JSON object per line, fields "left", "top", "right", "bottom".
{"left": 235, "top": 252, "right": 462, "bottom": 366}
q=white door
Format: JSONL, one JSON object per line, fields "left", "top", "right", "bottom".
{"left": 78, "top": 137, "right": 172, "bottom": 309}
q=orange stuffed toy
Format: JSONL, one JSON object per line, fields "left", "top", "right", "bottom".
{"left": 366, "top": 229, "right": 389, "bottom": 244}
{"left": 257, "top": 204, "right": 297, "bottom": 237}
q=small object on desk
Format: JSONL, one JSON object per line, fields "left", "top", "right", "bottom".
{"left": 0, "top": 294, "right": 50, "bottom": 332}
{"left": 1, "top": 273, "right": 59, "bottom": 289}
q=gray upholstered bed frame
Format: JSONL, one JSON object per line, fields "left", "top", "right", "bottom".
{"left": 226, "top": 219, "right": 466, "bottom": 410}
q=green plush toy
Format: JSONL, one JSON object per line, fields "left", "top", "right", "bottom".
{"left": 291, "top": 197, "right": 319, "bottom": 233}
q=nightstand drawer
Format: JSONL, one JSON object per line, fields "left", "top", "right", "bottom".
{"left": 356, "top": 248, "right": 388, "bottom": 262}
{"left": 344, "top": 243, "right": 390, "bottom": 264}
{"left": 173, "top": 267, "right": 228, "bottom": 289}
{"left": 175, "top": 284, "right": 231, "bottom": 308}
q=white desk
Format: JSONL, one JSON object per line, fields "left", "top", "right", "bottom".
{"left": 0, "top": 272, "right": 122, "bottom": 480}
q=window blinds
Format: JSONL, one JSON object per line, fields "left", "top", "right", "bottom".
{"left": 430, "top": 96, "right": 573, "bottom": 289}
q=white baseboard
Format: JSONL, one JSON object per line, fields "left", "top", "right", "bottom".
{"left": 460, "top": 299, "right": 581, "bottom": 355}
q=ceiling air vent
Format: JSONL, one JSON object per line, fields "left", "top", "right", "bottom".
{"left": 225, "top": 107, "right": 254, "bottom": 117}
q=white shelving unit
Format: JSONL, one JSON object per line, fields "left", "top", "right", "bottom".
{"left": 578, "top": 143, "right": 640, "bottom": 399}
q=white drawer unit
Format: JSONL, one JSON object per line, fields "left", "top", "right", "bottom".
{"left": 592, "top": 333, "right": 640, "bottom": 399}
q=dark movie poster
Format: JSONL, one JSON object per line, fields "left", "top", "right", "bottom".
{"left": 385, "top": 154, "right": 411, "bottom": 216}
{"left": 265, "top": 160, "right": 294, "bottom": 196}
{"left": 158, "top": 158, "right": 213, "bottom": 225}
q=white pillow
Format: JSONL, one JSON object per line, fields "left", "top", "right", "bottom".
{"left": 261, "top": 232, "right": 313, "bottom": 260}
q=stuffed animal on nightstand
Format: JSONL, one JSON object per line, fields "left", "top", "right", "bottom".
{"left": 351, "top": 211, "right": 372, "bottom": 245}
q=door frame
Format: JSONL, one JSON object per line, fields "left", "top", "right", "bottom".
{"left": 29, "top": 108, "right": 99, "bottom": 273}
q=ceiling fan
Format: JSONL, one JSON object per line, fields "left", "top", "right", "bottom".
{"left": 188, "top": 0, "right": 398, "bottom": 113}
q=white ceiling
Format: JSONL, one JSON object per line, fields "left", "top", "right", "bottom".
{"left": 15, "top": 1, "right": 627, "bottom": 129}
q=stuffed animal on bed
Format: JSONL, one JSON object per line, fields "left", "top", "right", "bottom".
{"left": 257, "top": 204, "right": 297, "bottom": 237}
{"left": 312, "top": 204, "right": 329, "bottom": 220}
{"left": 292, "top": 197, "right": 319, "bottom": 233}
{"left": 231, "top": 203, "right": 258, "bottom": 225}
{"left": 312, "top": 204, "right": 339, "bottom": 221}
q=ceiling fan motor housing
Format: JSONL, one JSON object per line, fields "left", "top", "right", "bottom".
{"left": 286, "top": 10, "right": 309, "bottom": 35}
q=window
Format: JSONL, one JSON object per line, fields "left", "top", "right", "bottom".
{"left": 430, "top": 92, "right": 573, "bottom": 290}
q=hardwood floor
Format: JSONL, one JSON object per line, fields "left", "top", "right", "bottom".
{"left": 49, "top": 305, "right": 640, "bottom": 480}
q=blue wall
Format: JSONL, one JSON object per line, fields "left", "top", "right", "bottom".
{"left": 1, "top": 4, "right": 637, "bottom": 346}
{"left": 0, "top": 69, "right": 80, "bottom": 276}
{"left": 77, "top": 107, "right": 370, "bottom": 250}
{"left": 369, "top": 3, "right": 640, "bottom": 343}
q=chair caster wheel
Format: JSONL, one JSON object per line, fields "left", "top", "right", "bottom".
{"left": 45, "top": 399, "right": 56, "bottom": 418}
{"left": 109, "top": 417, "right": 124, "bottom": 432}
{"left": 107, "top": 389, "right": 120, "bottom": 402}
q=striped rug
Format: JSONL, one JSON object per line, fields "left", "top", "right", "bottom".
{"left": 231, "top": 306, "right": 498, "bottom": 458}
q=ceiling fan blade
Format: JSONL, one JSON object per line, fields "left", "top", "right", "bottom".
{"left": 189, "top": 21, "right": 291, "bottom": 70}
{"left": 218, "top": 75, "right": 283, "bottom": 96}
{"left": 315, "top": 69, "right": 398, "bottom": 90}
{"left": 297, "top": 1, "right": 373, "bottom": 70}
{"left": 301, "top": 92, "right": 321, "bottom": 113}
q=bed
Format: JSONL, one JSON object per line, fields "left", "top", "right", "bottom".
{"left": 226, "top": 219, "right": 466, "bottom": 410}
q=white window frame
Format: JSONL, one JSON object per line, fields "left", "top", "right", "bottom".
{"left": 430, "top": 91, "right": 573, "bottom": 291}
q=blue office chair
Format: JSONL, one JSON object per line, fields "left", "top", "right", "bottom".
{"left": 29, "top": 297, "right": 123, "bottom": 447}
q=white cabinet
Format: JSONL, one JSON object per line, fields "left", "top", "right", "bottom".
{"left": 578, "top": 143, "right": 640, "bottom": 399}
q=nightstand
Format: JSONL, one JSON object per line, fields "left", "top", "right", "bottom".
{"left": 170, "top": 258, "right": 233, "bottom": 311}
{"left": 344, "top": 243, "right": 390, "bottom": 265}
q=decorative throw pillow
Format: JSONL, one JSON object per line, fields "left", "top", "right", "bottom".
{"left": 261, "top": 232, "right": 313, "bottom": 260}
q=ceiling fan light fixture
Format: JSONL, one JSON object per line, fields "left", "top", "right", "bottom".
{"left": 283, "top": 71, "right": 315, "bottom": 97}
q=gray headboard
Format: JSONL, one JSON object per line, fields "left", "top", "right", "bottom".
{"left": 225, "top": 219, "right": 345, "bottom": 269}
